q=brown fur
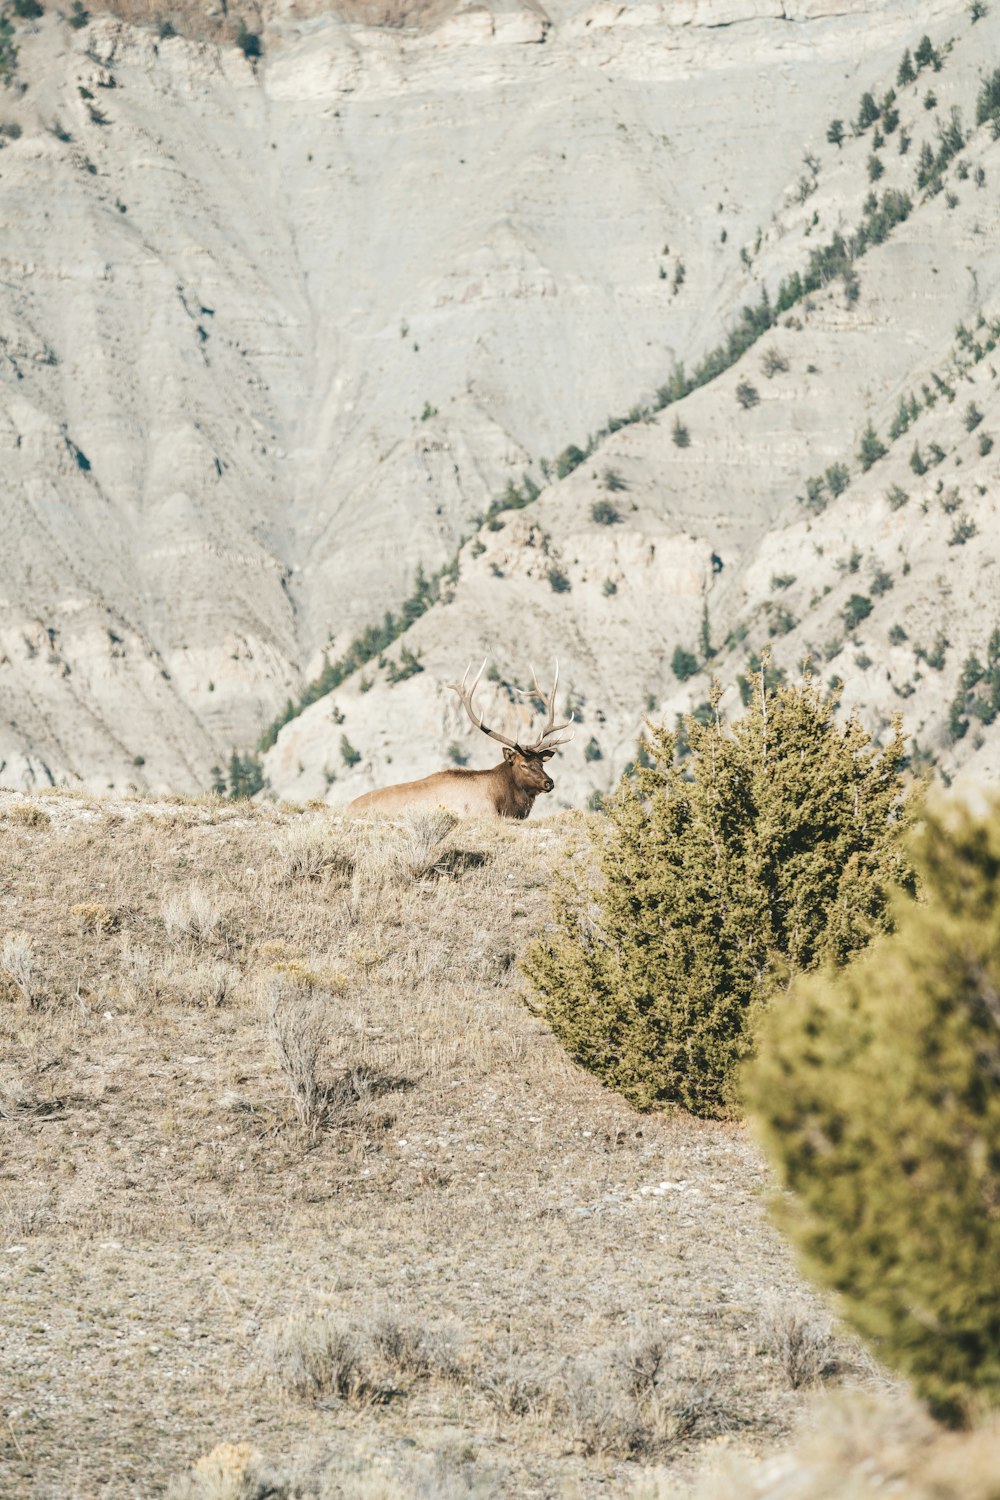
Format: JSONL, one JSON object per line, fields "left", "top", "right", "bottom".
{"left": 347, "top": 747, "right": 555, "bottom": 820}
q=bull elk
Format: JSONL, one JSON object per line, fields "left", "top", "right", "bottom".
{"left": 346, "top": 661, "right": 574, "bottom": 819}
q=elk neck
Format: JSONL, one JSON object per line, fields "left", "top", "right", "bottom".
{"left": 489, "top": 759, "right": 539, "bottom": 820}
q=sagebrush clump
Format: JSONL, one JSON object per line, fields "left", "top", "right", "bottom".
{"left": 747, "top": 802, "right": 1000, "bottom": 1426}
{"left": 524, "top": 672, "right": 915, "bottom": 1114}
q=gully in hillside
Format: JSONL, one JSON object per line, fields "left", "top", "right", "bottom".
{"left": 347, "top": 661, "right": 574, "bottom": 819}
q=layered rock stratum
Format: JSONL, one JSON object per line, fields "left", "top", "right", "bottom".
{"left": 1, "top": 0, "right": 998, "bottom": 803}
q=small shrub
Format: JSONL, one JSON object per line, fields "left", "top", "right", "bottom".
{"left": 419, "top": 399, "right": 437, "bottom": 421}
{"left": 277, "top": 821, "right": 353, "bottom": 884}
{"left": 265, "top": 975, "right": 332, "bottom": 1138}
{"left": 671, "top": 418, "right": 690, "bottom": 448}
{"left": 916, "top": 632, "right": 949, "bottom": 670}
{"left": 886, "top": 483, "right": 909, "bottom": 510}
{"left": 759, "top": 1303, "right": 837, "bottom": 1390}
{"left": 547, "top": 564, "right": 571, "bottom": 593}
{"left": 867, "top": 154, "right": 885, "bottom": 183}
{"left": 979, "top": 433, "right": 993, "bottom": 456}
{"left": 826, "top": 118, "right": 845, "bottom": 148}
{"left": 339, "top": 734, "right": 361, "bottom": 768}
{"left": 964, "top": 401, "right": 983, "bottom": 431}
{"left": 583, "top": 737, "right": 602, "bottom": 763}
{"left": 843, "top": 594, "right": 873, "bottom": 631}
{"left": 735, "top": 380, "right": 760, "bottom": 409}
{"left": 555, "top": 444, "right": 587, "bottom": 480}
{"left": 0, "top": 932, "right": 39, "bottom": 1007}
{"left": 590, "top": 499, "right": 620, "bottom": 526}
{"left": 761, "top": 347, "right": 789, "bottom": 378}
{"left": 259, "top": 1311, "right": 377, "bottom": 1402}
{"left": 603, "top": 467, "right": 627, "bottom": 491}
{"left": 162, "top": 885, "right": 224, "bottom": 944}
{"left": 871, "top": 567, "right": 893, "bottom": 596}
{"left": 4, "top": 800, "right": 50, "bottom": 828}
{"left": 602, "top": 578, "right": 617, "bottom": 597}
{"left": 68, "top": 0, "right": 88, "bottom": 24}
{"left": 671, "top": 645, "right": 699, "bottom": 682}
{"left": 70, "top": 901, "right": 121, "bottom": 935}
{"left": 949, "top": 515, "right": 978, "bottom": 546}
{"left": 825, "top": 462, "right": 850, "bottom": 497}
{"left": 888, "top": 623, "right": 908, "bottom": 644}
{"left": 746, "top": 802, "right": 1000, "bottom": 1426}
{"left": 397, "top": 807, "right": 457, "bottom": 880}
{"left": 910, "top": 443, "right": 928, "bottom": 475}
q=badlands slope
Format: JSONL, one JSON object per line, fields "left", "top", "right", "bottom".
{"left": 0, "top": 0, "right": 997, "bottom": 801}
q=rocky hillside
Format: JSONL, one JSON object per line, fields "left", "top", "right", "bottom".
{"left": 1, "top": 0, "right": 997, "bottom": 801}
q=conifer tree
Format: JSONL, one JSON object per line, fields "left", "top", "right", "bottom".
{"left": 747, "top": 802, "right": 1000, "bottom": 1426}
{"left": 524, "top": 671, "right": 914, "bottom": 1115}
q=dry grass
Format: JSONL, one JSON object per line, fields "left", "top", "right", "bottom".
{"left": 635, "top": 1393, "right": 1000, "bottom": 1499}
{"left": 0, "top": 789, "right": 877, "bottom": 1497}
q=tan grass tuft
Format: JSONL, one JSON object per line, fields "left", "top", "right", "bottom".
{"left": 70, "top": 901, "right": 123, "bottom": 936}
{"left": 0, "top": 931, "right": 40, "bottom": 1007}
{"left": 4, "top": 801, "right": 51, "bottom": 829}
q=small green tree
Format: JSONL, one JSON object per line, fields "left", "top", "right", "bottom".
{"left": 914, "top": 33, "right": 938, "bottom": 70}
{"left": 843, "top": 593, "right": 873, "bottom": 631}
{"left": 825, "top": 462, "right": 850, "bottom": 496}
{"left": 858, "top": 420, "right": 887, "bottom": 471}
{"left": 827, "top": 118, "right": 845, "bottom": 148}
{"left": 555, "top": 444, "right": 587, "bottom": 480}
{"left": 976, "top": 66, "right": 1000, "bottom": 127}
{"left": 856, "top": 91, "right": 880, "bottom": 130}
{"left": 524, "top": 672, "right": 913, "bottom": 1115}
{"left": 671, "top": 645, "right": 699, "bottom": 681}
{"left": 235, "top": 18, "right": 261, "bottom": 57}
{"left": 897, "top": 48, "right": 916, "bottom": 86}
{"left": 746, "top": 801, "right": 1000, "bottom": 1427}
{"left": 226, "top": 750, "right": 265, "bottom": 799}
{"left": 0, "top": 11, "right": 18, "bottom": 79}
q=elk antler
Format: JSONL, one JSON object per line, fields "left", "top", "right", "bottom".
{"left": 449, "top": 659, "right": 520, "bottom": 750}
{"left": 516, "top": 660, "right": 576, "bottom": 751}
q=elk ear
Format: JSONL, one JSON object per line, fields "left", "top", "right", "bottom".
{"left": 540, "top": 750, "right": 554, "bottom": 761}
{"left": 503, "top": 746, "right": 516, "bottom": 763}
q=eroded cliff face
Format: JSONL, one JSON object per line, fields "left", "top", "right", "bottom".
{"left": 0, "top": 0, "right": 995, "bottom": 798}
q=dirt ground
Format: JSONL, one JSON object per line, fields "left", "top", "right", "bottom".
{"left": 0, "top": 791, "right": 871, "bottom": 1498}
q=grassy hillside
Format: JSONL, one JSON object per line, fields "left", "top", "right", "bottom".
{"left": 0, "top": 789, "right": 878, "bottom": 1497}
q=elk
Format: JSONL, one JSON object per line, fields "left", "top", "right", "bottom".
{"left": 346, "top": 661, "right": 574, "bottom": 819}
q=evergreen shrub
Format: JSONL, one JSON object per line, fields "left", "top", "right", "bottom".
{"left": 524, "top": 672, "right": 913, "bottom": 1115}
{"left": 746, "top": 801, "right": 1000, "bottom": 1426}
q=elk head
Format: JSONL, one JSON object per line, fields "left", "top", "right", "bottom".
{"left": 450, "top": 659, "right": 575, "bottom": 801}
